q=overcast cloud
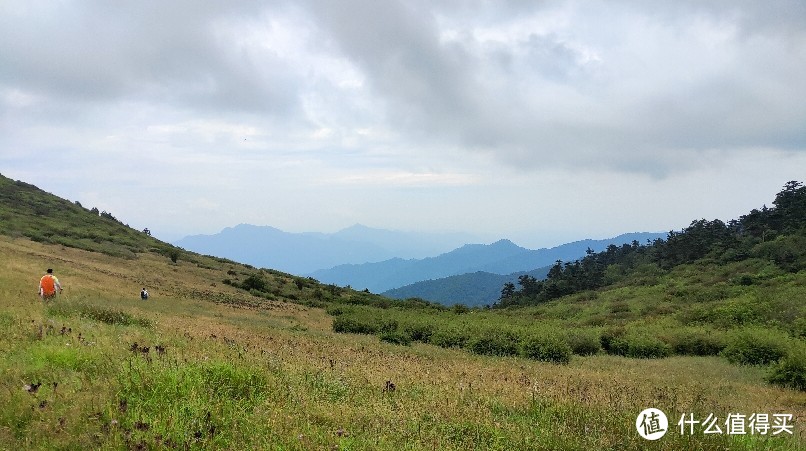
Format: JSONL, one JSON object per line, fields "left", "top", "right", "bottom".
{"left": 1, "top": 0, "right": 804, "bottom": 248}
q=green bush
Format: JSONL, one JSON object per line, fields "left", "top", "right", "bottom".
{"left": 301, "top": 299, "right": 326, "bottom": 308}
{"left": 241, "top": 274, "right": 267, "bottom": 292}
{"left": 520, "top": 334, "right": 572, "bottom": 364}
{"left": 403, "top": 322, "right": 435, "bottom": 343}
{"left": 331, "top": 316, "right": 377, "bottom": 335}
{"left": 467, "top": 330, "right": 520, "bottom": 357}
{"left": 792, "top": 317, "right": 806, "bottom": 339}
{"left": 600, "top": 326, "right": 628, "bottom": 356}
{"left": 565, "top": 329, "right": 601, "bottom": 356}
{"left": 708, "top": 300, "right": 767, "bottom": 328}
{"left": 430, "top": 327, "right": 471, "bottom": 349}
{"left": 378, "top": 319, "right": 398, "bottom": 334}
{"left": 766, "top": 347, "right": 806, "bottom": 391}
{"left": 379, "top": 331, "right": 412, "bottom": 346}
{"left": 667, "top": 329, "right": 726, "bottom": 356}
{"left": 721, "top": 328, "right": 790, "bottom": 365}
{"left": 624, "top": 334, "right": 671, "bottom": 359}
{"left": 752, "top": 235, "right": 806, "bottom": 272}
{"left": 325, "top": 306, "right": 346, "bottom": 316}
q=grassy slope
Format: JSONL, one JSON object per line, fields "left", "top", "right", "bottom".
{"left": 3, "top": 237, "right": 805, "bottom": 450}
{"left": 0, "top": 174, "right": 804, "bottom": 449}
{"left": 0, "top": 175, "right": 160, "bottom": 258}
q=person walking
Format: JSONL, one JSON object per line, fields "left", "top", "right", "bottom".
{"left": 39, "top": 268, "right": 62, "bottom": 301}
{"left": 140, "top": 288, "right": 149, "bottom": 300}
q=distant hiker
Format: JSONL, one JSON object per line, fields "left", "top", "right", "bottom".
{"left": 140, "top": 288, "right": 149, "bottom": 300}
{"left": 39, "top": 268, "right": 62, "bottom": 301}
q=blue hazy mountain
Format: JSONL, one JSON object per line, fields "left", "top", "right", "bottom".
{"left": 382, "top": 267, "right": 553, "bottom": 307}
{"left": 173, "top": 224, "right": 478, "bottom": 275}
{"left": 309, "top": 232, "right": 666, "bottom": 293}
{"left": 307, "top": 239, "right": 527, "bottom": 292}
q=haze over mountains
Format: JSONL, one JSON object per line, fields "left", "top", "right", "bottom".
{"left": 176, "top": 225, "right": 665, "bottom": 305}
{"left": 382, "top": 268, "right": 552, "bottom": 308}
{"left": 311, "top": 233, "right": 665, "bottom": 293}
{"left": 174, "top": 224, "right": 478, "bottom": 275}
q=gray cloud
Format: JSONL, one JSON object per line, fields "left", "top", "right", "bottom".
{"left": 297, "top": 0, "right": 806, "bottom": 174}
{"left": 5, "top": 0, "right": 803, "bottom": 176}
{"left": 0, "top": 1, "right": 300, "bottom": 116}
{"left": 1, "top": 0, "right": 805, "bottom": 243}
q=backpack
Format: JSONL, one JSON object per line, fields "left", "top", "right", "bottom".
{"left": 40, "top": 275, "right": 57, "bottom": 296}
{"left": 141, "top": 290, "right": 149, "bottom": 300}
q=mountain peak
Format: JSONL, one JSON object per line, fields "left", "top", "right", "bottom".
{"left": 490, "top": 238, "right": 520, "bottom": 248}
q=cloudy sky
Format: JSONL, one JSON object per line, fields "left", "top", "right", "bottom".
{"left": 1, "top": 0, "right": 805, "bottom": 248}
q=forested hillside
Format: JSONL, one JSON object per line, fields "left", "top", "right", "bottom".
{"left": 0, "top": 174, "right": 169, "bottom": 258}
{"left": 327, "top": 181, "right": 806, "bottom": 399}
{"left": 382, "top": 267, "right": 551, "bottom": 307}
{"left": 498, "top": 181, "right": 806, "bottom": 307}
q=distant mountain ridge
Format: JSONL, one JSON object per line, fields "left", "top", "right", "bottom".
{"left": 174, "top": 224, "right": 478, "bottom": 275}
{"left": 382, "top": 267, "right": 553, "bottom": 307}
{"left": 309, "top": 232, "right": 666, "bottom": 293}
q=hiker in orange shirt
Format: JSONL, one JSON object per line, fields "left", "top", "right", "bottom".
{"left": 39, "top": 268, "right": 63, "bottom": 301}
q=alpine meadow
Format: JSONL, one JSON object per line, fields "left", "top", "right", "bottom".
{"left": 1, "top": 172, "right": 805, "bottom": 449}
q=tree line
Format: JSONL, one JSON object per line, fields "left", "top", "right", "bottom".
{"left": 497, "top": 181, "right": 806, "bottom": 307}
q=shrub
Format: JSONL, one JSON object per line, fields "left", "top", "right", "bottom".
{"left": 242, "top": 274, "right": 268, "bottom": 292}
{"left": 430, "top": 327, "right": 471, "bottom": 349}
{"left": 721, "top": 328, "right": 790, "bottom": 365}
{"left": 403, "top": 322, "right": 435, "bottom": 343}
{"left": 600, "top": 326, "right": 628, "bottom": 356}
{"left": 332, "top": 316, "right": 377, "bottom": 335}
{"left": 752, "top": 235, "right": 806, "bottom": 273}
{"left": 624, "top": 334, "right": 671, "bottom": 359}
{"left": 467, "top": 330, "right": 521, "bottom": 357}
{"left": 667, "top": 329, "right": 726, "bottom": 356}
{"left": 520, "top": 334, "right": 572, "bottom": 364}
{"left": 793, "top": 317, "right": 806, "bottom": 339}
{"left": 301, "top": 299, "right": 326, "bottom": 308}
{"left": 565, "top": 329, "right": 601, "bottom": 356}
{"left": 767, "top": 347, "right": 806, "bottom": 391}
{"left": 708, "top": 300, "right": 767, "bottom": 328}
{"left": 378, "top": 319, "right": 398, "bottom": 334}
{"left": 325, "top": 306, "right": 345, "bottom": 316}
{"left": 379, "top": 331, "right": 412, "bottom": 346}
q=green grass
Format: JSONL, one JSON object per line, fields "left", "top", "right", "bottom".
{"left": 323, "top": 256, "right": 806, "bottom": 398}
{"left": 1, "top": 174, "right": 805, "bottom": 449}
{"left": 48, "top": 302, "right": 153, "bottom": 328}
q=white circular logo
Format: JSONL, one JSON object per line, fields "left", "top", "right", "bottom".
{"left": 636, "top": 408, "right": 668, "bottom": 440}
